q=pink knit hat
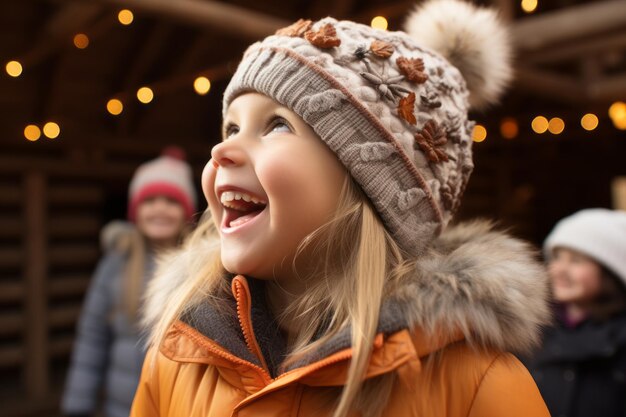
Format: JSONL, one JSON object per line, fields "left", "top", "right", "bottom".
{"left": 127, "top": 146, "right": 197, "bottom": 221}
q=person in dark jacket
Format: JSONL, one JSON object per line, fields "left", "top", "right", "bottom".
{"left": 61, "top": 147, "right": 197, "bottom": 417}
{"left": 526, "top": 208, "right": 626, "bottom": 417}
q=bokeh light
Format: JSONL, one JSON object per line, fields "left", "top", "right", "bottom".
{"left": 137, "top": 87, "right": 154, "bottom": 104}
{"left": 548, "top": 117, "right": 565, "bottom": 135}
{"left": 500, "top": 117, "right": 519, "bottom": 139}
{"left": 43, "top": 122, "right": 60, "bottom": 139}
{"left": 472, "top": 124, "right": 487, "bottom": 142}
{"left": 24, "top": 125, "right": 41, "bottom": 141}
{"left": 107, "top": 99, "right": 124, "bottom": 115}
{"left": 118, "top": 9, "right": 134, "bottom": 25}
{"left": 371, "top": 16, "right": 388, "bottom": 31}
{"left": 6, "top": 60, "right": 22, "bottom": 77}
{"left": 194, "top": 77, "right": 211, "bottom": 95}
{"left": 73, "top": 33, "right": 89, "bottom": 49}
{"left": 531, "top": 116, "right": 549, "bottom": 134}
{"left": 521, "top": 0, "right": 538, "bottom": 13}
{"left": 580, "top": 113, "right": 599, "bottom": 131}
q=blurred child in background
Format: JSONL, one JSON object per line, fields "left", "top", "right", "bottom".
{"left": 526, "top": 208, "right": 626, "bottom": 417}
{"left": 61, "top": 147, "right": 197, "bottom": 417}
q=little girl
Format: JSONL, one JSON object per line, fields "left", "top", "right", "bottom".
{"left": 526, "top": 209, "right": 626, "bottom": 417}
{"left": 131, "top": 1, "right": 551, "bottom": 416}
{"left": 62, "top": 148, "right": 196, "bottom": 417}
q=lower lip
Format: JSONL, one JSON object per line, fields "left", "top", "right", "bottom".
{"left": 221, "top": 207, "right": 266, "bottom": 235}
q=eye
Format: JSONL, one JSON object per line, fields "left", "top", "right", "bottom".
{"left": 267, "top": 117, "right": 292, "bottom": 134}
{"left": 224, "top": 123, "right": 239, "bottom": 139}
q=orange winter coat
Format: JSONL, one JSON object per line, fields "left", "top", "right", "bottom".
{"left": 131, "top": 222, "right": 552, "bottom": 417}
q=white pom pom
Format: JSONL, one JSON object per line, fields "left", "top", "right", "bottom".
{"left": 403, "top": 0, "right": 512, "bottom": 110}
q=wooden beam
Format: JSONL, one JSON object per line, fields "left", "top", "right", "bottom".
{"left": 119, "top": 23, "right": 175, "bottom": 135}
{"left": 73, "top": 0, "right": 290, "bottom": 39}
{"left": 514, "top": 68, "right": 583, "bottom": 103}
{"left": 524, "top": 31, "right": 626, "bottom": 64}
{"left": 23, "top": 173, "right": 48, "bottom": 400}
{"left": 513, "top": 0, "right": 626, "bottom": 51}
{"left": 19, "top": 3, "right": 104, "bottom": 68}
{"left": 587, "top": 74, "right": 626, "bottom": 102}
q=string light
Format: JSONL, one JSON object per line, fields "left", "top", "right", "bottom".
{"left": 6, "top": 60, "right": 22, "bottom": 77}
{"left": 609, "top": 101, "right": 626, "bottom": 120}
{"left": 73, "top": 33, "right": 89, "bottom": 49}
{"left": 107, "top": 99, "right": 124, "bottom": 115}
{"left": 580, "top": 113, "right": 598, "bottom": 131}
{"left": 613, "top": 117, "right": 626, "bottom": 131}
{"left": 472, "top": 124, "right": 487, "bottom": 142}
{"left": 500, "top": 117, "right": 518, "bottom": 139}
{"left": 24, "top": 125, "right": 41, "bottom": 141}
{"left": 137, "top": 87, "right": 154, "bottom": 104}
{"left": 521, "top": 0, "right": 538, "bottom": 13}
{"left": 531, "top": 116, "right": 548, "bottom": 134}
{"left": 548, "top": 117, "right": 565, "bottom": 135}
{"left": 43, "top": 122, "right": 60, "bottom": 139}
{"left": 118, "top": 9, "right": 134, "bottom": 25}
{"left": 371, "top": 16, "right": 388, "bottom": 31}
{"left": 193, "top": 76, "right": 211, "bottom": 95}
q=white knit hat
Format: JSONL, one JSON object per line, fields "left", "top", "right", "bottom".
{"left": 544, "top": 208, "right": 626, "bottom": 284}
{"left": 128, "top": 146, "right": 197, "bottom": 221}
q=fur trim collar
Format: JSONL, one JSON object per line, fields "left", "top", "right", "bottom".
{"left": 143, "top": 221, "right": 551, "bottom": 364}
{"left": 394, "top": 220, "right": 551, "bottom": 355}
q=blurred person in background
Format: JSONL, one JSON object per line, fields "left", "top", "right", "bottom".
{"left": 526, "top": 208, "right": 626, "bottom": 417}
{"left": 61, "top": 147, "right": 197, "bottom": 417}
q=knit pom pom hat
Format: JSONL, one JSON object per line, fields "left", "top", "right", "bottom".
{"left": 223, "top": 0, "right": 512, "bottom": 255}
{"left": 544, "top": 209, "right": 626, "bottom": 285}
{"left": 128, "top": 146, "right": 197, "bottom": 221}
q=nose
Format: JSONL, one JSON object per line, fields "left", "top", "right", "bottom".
{"left": 211, "top": 139, "right": 246, "bottom": 168}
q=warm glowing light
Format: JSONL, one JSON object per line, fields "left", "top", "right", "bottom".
{"left": 613, "top": 116, "right": 626, "bottom": 130}
{"left": 472, "top": 124, "right": 487, "bottom": 142}
{"left": 107, "top": 99, "right": 124, "bottom": 115}
{"left": 371, "top": 16, "right": 388, "bottom": 31}
{"left": 43, "top": 122, "right": 60, "bottom": 139}
{"left": 581, "top": 113, "right": 599, "bottom": 131}
{"left": 609, "top": 101, "right": 626, "bottom": 121}
{"left": 548, "top": 117, "right": 565, "bottom": 135}
{"left": 137, "top": 87, "right": 154, "bottom": 104}
{"left": 500, "top": 117, "right": 518, "bottom": 139}
{"left": 521, "top": 0, "right": 538, "bottom": 13}
{"left": 24, "top": 125, "right": 41, "bottom": 141}
{"left": 73, "top": 33, "right": 89, "bottom": 49}
{"left": 531, "top": 116, "right": 549, "bottom": 134}
{"left": 118, "top": 9, "right": 134, "bottom": 25}
{"left": 194, "top": 76, "right": 211, "bottom": 95}
{"left": 6, "top": 60, "right": 22, "bottom": 77}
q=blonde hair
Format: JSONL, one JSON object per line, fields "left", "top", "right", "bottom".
{"left": 146, "top": 176, "right": 414, "bottom": 417}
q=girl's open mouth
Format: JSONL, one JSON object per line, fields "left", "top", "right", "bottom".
{"left": 220, "top": 190, "right": 267, "bottom": 231}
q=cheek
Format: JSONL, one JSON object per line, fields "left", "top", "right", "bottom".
{"left": 202, "top": 161, "right": 222, "bottom": 226}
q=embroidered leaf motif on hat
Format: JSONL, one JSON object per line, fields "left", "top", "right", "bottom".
{"left": 370, "top": 40, "right": 394, "bottom": 59}
{"left": 304, "top": 23, "right": 341, "bottom": 48}
{"left": 414, "top": 120, "right": 449, "bottom": 163}
{"left": 360, "top": 60, "right": 410, "bottom": 103}
{"left": 397, "top": 93, "right": 417, "bottom": 125}
{"left": 420, "top": 92, "right": 442, "bottom": 109}
{"left": 275, "top": 19, "right": 313, "bottom": 37}
{"left": 397, "top": 56, "right": 428, "bottom": 84}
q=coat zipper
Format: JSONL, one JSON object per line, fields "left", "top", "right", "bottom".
{"left": 175, "top": 321, "right": 272, "bottom": 385}
{"left": 232, "top": 278, "right": 271, "bottom": 376}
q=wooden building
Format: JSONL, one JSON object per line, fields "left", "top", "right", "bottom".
{"left": 0, "top": 0, "right": 625, "bottom": 415}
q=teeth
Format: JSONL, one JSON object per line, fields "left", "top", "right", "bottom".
{"left": 220, "top": 190, "right": 265, "bottom": 206}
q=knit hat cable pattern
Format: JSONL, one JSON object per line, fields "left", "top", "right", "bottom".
{"left": 223, "top": 1, "right": 511, "bottom": 255}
